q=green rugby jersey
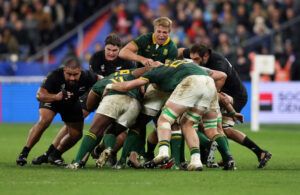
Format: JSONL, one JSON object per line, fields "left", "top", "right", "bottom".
{"left": 133, "top": 33, "right": 177, "bottom": 67}
{"left": 92, "top": 69, "right": 142, "bottom": 101}
{"left": 141, "top": 60, "right": 208, "bottom": 92}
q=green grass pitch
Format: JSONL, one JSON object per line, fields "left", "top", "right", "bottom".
{"left": 1, "top": 123, "right": 300, "bottom": 195}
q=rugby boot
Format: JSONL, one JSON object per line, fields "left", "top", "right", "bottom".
{"left": 66, "top": 162, "right": 83, "bottom": 170}
{"left": 223, "top": 157, "right": 236, "bottom": 171}
{"left": 96, "top": 148, "right": 112, "bottom": 168}
{"left": 206, "top": 141, "right": 219, "bottom": 168}
{"left": 187, "top": 161, "right": 203, "bottom": 171}
{"left": 16, "top": 154, "right": 27, "bottom": 166}
{"left": 127, "top": 151, "right": 143, "bottom": 169}
{"left": 160, "top": 158, "right": 175, "bottom": 169}
{"left": 32, "top": 153, "right": 48, "bottom": 165}
{"left": 258, "top": 151, "right": 272, "bottom": 168}
{"left": 113, "top": 160, "right": 126, "bottom": 170}
{"left": 48, "top": 153, "right": 66, "bottom": 166}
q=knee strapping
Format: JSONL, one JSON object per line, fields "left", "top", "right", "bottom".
{"left": 161, "top": 107, "right": 178, "bottom": 125}
{"left": 222, "top": 118, "right": 235, "bottom": 129}
{"left": 203, "top": 119, "right": 217, "bottom": 130}
{"left": 158, "top": 122, "right": 171, "bottom": 131}
{"left": 185, "top": 111, "right": 201, "bottom": 123}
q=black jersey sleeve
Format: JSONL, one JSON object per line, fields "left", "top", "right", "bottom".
{"left": 120, "top": 59, "right": 136, "bottom": 70}
{"left": 41, "top": 70, "right": 61, "bottom": 93}
{"left": 89, "top": 51, "right": 104, "bottom": 74}
{"left": 82, "top": 70, "right": 98, "bottom": 88}
{"left": 208, "top": 52, "right": 233, "bottom": 76}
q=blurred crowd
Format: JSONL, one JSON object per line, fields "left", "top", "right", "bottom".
{"left": 109, "top": 0, "right": 300, "bottom": 81}
{"left": 1, "top": 0, "right": 300, "bottom": 80}
{"left": 0, "top": 0, "right": 109, "bottom": 59}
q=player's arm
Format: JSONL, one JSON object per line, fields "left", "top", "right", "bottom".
{"left": 207, "top": 69, "right": 227, "bottom": 92}
{"left": 218, "top": 92, "right": 244, "bottom": 123}
{"left": 107, "top": 78, "right": 149, "bottom": 92}
{"left": 119, "top": 42, "right": 153, "bottom": 66}
{"left": 177, "top": 47, "right": 189, "bottom": 59}
{"left": 131, "top": 67, "right": 152, "bottom": 78}
{"left": 86, "top": 90, "right": 101, "bottom": 112}
{"left": 36, "top": 87, "right": 63, "bottom": 102}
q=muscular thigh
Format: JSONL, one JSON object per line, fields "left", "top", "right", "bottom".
{"left": 142, "top": 84, "right": 170, "bottom": 116}
{"left": 168, "top": 75, "right": 217, "bottom": 110}
{"left": 97, "top": 95, "right": 141, "bottom": 128}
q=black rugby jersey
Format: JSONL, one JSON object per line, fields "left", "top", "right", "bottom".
{"left": 183, "top": 49, "right": 247, "bottom": 99}
{"left": 89, "top": 50, "right": 135, "bottom": 76}
{"left": 41, "top": 67, "right": 98, "bottom": 103}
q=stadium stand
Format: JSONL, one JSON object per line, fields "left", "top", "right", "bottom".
{"left": 0, "top": 0, "right": 299, "bottom": 80}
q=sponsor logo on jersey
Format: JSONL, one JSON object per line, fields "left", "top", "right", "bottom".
{"left": 101, "top": 65, "right": 105, "bottom": 72}
{"left": 79, "top": 86, "right": 86, "bottom": 91}
{"left": 163, "top": 49, "right": 168, "bottom": 56}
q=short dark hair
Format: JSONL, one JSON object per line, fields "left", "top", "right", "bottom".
{"left": 63, "top": 57, "right": 81, "bottom": 69}
{"left": 105, "top": 33, "right": 122, "bottom": 47}
{"left": 190, "top": 44, "right": 212, "bottom": 57}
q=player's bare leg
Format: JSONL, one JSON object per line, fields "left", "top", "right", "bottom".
{"left": 180, "top": 108, "right": 203, "bottom": 171}
{"left": 153, "top": 101, "right": 187, "bottom": 165}
{"left": 32, "top": 110, "right": 89, "bottom": 165}
{"left": 16, "top": 108, "right": 55, "bottom": 166}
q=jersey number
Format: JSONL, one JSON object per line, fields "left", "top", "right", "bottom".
{"left": 165, "top": 60, "right": 188, "bottom": 68}
{"left": 111, "top": 69, "right": 131, "bottom": 83}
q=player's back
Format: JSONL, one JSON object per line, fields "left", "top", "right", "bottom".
{"left": 142, "top": 60, "right": 208, "bottom": 92}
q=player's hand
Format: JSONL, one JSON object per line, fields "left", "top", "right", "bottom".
{"left": 102, "top": 87, "right": 109, "bottom": 97}
{"left": 233, "top": 113, "right": 244, "bottom": 123}
{"left": 97, "top": 75, "right": 104, "bottom": 80}
{"left": 141, "top": 58, "right": 154, "bottom": 67}
{"left": 62, "top": 89, "right": 74, "bottom": 100}
{"left": 149, "top": 61, "right": 163, "bottom": 67}
{"left": 55, "top": 91, "right": 63, "bottom": 101}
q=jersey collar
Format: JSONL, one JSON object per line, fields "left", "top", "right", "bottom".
{"left": 152, "top": 33, "right": 170, "bottom": 46}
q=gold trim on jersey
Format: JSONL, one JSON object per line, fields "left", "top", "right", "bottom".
{"left": 139, "top": 77, "right": 149, "bottom": 82}
{"left": 152, "top": 34, "right": 171, "bottom": 46}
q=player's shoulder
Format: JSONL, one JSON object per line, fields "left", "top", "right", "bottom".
{"left": 46, "top": 67, "right": 63, "bottom": 78}
{"left": 90, "top": 50, "right": 105, "bottom": 64}
{"left": 135, "top": 33, "right": 152, "bottom": 41}
{"left": 168, "top": 38, "right": 177, "bottom": 47}
{"left": 211, "top": 51, "right": 226, "bottom": 60}
{"left": 116, "top": 58, "right": 135, "bottom": 67}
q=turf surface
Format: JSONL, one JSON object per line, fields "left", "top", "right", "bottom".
{"left": 1, "top": 123, "right": 300, "bottom": 195}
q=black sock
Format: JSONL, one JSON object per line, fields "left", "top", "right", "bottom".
{"left": 146, "top": 141, "right": 156, "bottom": 157}
{"left": 21, "top": 146, "right": 31, "bottom": 157}
{"left": 45, "top": 144, "right": 56, "bottom": 156}
{"left": 242, "top": 136, "right": 263, "bottom": 158}
{"left": 51, "top": 148, "right": 62, "bottom": 158}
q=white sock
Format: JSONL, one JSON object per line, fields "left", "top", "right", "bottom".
{"left": 191, "top": 153, "right": 201, "bottom": 165}
{"left": 158, "top": 145, "right": 169, "bottom": 157}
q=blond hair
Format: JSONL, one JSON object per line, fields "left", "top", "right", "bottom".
{"left": 153, "top": 17, "right": 172, "bottom": 31}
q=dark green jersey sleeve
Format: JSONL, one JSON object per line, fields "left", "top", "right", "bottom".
{"left": 133, "top": 33, "right": 151, "bottom": 50}
{"left": 92, "top": 69, "right": 142, "bottom": 101}
{"left": 140, "top": 66, "right": 163, "bottom": 84}
{"left": 166, "top": 41, "right": 178, "bottom": 60}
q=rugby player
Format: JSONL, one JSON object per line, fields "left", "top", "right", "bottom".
{"left": 31, "top": 34, "right": 135, "bottom": 166}
{"left": 106, "top": 60, "right": 238, "bottom": 170}
{"left": 66, "top": 67, "right": 150, "bottom": 169}
{"left": 16, "top": 58, "right": 98, "bottom": 166}
{"left": 179, "top": 44, "right": 272, "bottom": 168}
{"left": 118, "top": 16, "right": 179, "bottom": 166}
